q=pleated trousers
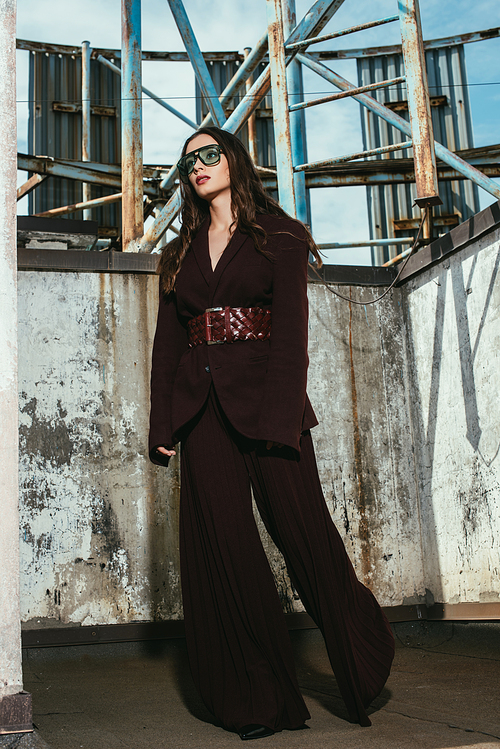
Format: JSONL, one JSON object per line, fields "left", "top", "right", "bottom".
{"left": 179, "top": 387, "right": 395, "bottom": 733}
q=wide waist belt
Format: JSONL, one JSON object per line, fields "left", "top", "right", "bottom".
{"left": 187, "top": 306, "right": 271, "bottom": 348}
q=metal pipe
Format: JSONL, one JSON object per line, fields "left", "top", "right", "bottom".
{"left": 35, "top": 192, "right": 123, "bottom": 218}
{"left": 297, "top": 52, "right": 500, "bottom": 199}
{"left": 17, "top": 153, "right": 160, "bottom": 197}
{"left": 212, "top": 31, "right": 269, "bottom": 114}
{"left": 97, "top": 54, "right": 198, "bottom": 130}
{"left": 398, "top": 0, "right": 440, "bottom": 206}
{"left": 0, "top": 0, "right": 23, "bottom": 703}
{"left": 289, "top": 76, "right": 406, "bottom": 112}
{"left": 286, "top": 14, "right": 399, "bottom": 50}
{"left": 167, "top": 0, "right": 225, "bottom": 127}
{"left": 140, "top": 190, "right": 182, "bottom": 252}
{"left": 303, "top": 26, "right": 500, "bottom": 61}
{"left": 383, "top": 247, "right": 412, "bottom": 265}
{"left": 267, "top": 0, "right": 296, "bottom": 216}
{"left": 283, "top": 0, "right": 308, "bottom": 223}
{"left": 244, "top": 48, "right": 258, "bottom": 164}
{"left": 81, "top": 40, "right": 92, "bottom": 220}
{"left": 296, "top": 140, "right": 413, "bottom": 171}
{"left": 16, "top": 173, "right": 47, "bottom": 201}
{"left": 121, "top": 0, "right": 144, "bottom": 251}
{"left": 319, "top": 238, "right": 414, "bottom": 249}
{"left": 16, "top": 24, "right": 500, "bottom": 59}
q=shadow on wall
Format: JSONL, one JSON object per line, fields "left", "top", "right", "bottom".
{"left": 404, "top": 231, "right": 500, "bottom": 606}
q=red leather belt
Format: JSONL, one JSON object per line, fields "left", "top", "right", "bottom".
{"left": 187, "top": 306, "right": 271, "bottom": 348}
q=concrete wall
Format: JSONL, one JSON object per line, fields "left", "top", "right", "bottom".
{"left": 17, "top": 223, "right": 500, "bottom": 626}
{"left": 404, "top": 226, "right": 500, "bottom": 606}
{"left": 18, "top": 273, "right": 182, "bottom": 626}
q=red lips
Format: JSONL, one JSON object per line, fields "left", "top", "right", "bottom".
{"left": 196, "top": 175, "right": 210, "bottom": 185}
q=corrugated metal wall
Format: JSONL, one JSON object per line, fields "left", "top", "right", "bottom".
{"left": 357, "top": 44, "right": 480, "bottom": 264}
{"left": 28, "top": 52, "right": 122, "bottom": 236}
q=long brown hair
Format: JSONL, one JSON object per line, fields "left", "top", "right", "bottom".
{"left": 157, "top": 127, "right": 322, "bottom": 293}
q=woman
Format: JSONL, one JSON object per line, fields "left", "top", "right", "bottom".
{"left": 149, "top": 127, "right": 394, "bottom": 740}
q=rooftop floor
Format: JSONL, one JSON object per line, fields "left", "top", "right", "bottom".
{"left": 3, "top": 621, "right": 500, "bottom": 749}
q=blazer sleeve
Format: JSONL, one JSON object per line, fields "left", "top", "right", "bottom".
{"left": 149, "top": 284, "right": 189, "bottom": 466}
{"left": 257, "top": 223, "right": 310, "bottom": 452}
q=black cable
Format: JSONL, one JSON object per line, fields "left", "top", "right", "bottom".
{"left": 308, "top": 207, "right": 427, "bottom": 305}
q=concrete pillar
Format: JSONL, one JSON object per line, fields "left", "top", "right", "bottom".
{"left": 0, "top": 1, "right": 33, "bottom": 736}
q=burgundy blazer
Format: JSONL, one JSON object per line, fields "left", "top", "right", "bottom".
{"left": 148, "top": 214, "right": 318, "bottom": 466}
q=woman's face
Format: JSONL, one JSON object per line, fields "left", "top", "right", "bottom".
{"left": 185, "top": 134, "right": 231, "bottom": 202}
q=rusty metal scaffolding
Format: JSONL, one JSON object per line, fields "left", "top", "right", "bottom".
{"left": 16, "top": 0, "right": 500, "bottom": 258}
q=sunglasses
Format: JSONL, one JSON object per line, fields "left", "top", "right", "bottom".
{"left": 177, "top": 144, "right": 224, "bottom": 183}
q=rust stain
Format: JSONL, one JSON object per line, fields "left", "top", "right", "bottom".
{"left": 348, "top": 294, "right": 371, "bottom": 582}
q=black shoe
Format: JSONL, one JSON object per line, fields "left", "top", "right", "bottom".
{"left": 238, "top": 724, "right": 275, "bottom": 740}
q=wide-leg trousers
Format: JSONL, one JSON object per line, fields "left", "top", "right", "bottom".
{"left": 179, "top": 388, "right": 395, "bottom": 733}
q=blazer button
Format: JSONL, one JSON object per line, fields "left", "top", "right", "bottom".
{"left": 205, "top": 365, "right": 210, "bottom": 373}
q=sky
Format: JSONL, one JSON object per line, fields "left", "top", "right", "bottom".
{"left": 15, "top": 0, "right": 500, "bottom": 264}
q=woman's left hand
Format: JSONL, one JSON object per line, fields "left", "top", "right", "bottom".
{"left": 266, "top": 441, "right": 284, "bottom": 450}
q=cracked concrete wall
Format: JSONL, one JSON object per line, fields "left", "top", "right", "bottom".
{"left": 307, "top": 284, "right": 424, "bottom": 607}
{"left": 18, "top": 267, "right": 422, "bottom": 627}
{"left": 18, "top": 227, "right": 499, "bottom": 627}
{"left": 403, "top": 228, "right": 500, "bottom": 605}
{"left": 18, "top": 272, "right": 182, "bottom": 626}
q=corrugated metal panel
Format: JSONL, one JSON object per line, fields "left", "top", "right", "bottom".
{"left": 28, "top": 51, "right": 122, "bottom": 237}
{"left": 195, "top": 60, "right": 276, "bottom": 168}
{"left": 358, "top": 45, "right": 480, "bottom": 264}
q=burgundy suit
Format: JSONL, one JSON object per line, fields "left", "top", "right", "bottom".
{"left": 149, "top": 215, "right": 317, "bottom": 462}
{"left": 149, "top": 214, "right": 394, "bottom": 733}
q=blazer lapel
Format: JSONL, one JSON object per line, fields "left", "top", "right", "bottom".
{"left": 190, "top": 218, "right": 211, "bottom": 287}
{"left": 209, "top": 226, "right": 249, "bottom": 304}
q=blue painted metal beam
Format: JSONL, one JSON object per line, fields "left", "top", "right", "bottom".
{"left": 283, "top": 0, "right": 309, "bottom": 223}
{"left": 201, "top": 31, "right": 269, "bottom": 127}
{"left": 286, "top": 14, "right": 399, "bottom": 50}
{"left": 295, "top": 141, "right": 413, "bottom": 171}
{"left": 222, "top": 0, "right": 348, "bottom": 135}
{"left": 267, "top": 0, "right": 296, "bottom": 216}
{"left": 140, "top": 0, "right": 349, "bottom": 252}
{"left": 289, "top": 75, "right": 405, "bottom": 112}
{"left": 297, "top": 51, "right": 500, "bottom": 200}
{"left": 121, "top": 0, "right": 144, "bottom": 251}
{"left": 167, "top": 0, "right": 225, "bottom": 127}
{"left": 311, "top": 26, "right": 500, "bottom": 60}
{"left": 159, "top": 31, "right": 270, "bottom": 191}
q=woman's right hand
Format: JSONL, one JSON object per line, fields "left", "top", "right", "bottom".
{"left": 157, "top": 446, "right": 176, "bottom": 457}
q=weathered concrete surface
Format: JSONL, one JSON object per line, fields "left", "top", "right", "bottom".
{"left": 18, "top": 273, "right": 181, "bottom": 626}
{"left": 18, "top": 269, "right": 424, "bottom": 626}
{"left": 404, "top": 226, "right": 500, "bottom": 605}
{"left": 307, "top": 283, "right": 424, "bottom": 606}
{"left": 17, "top": 220, "right": 500, "bottom": 626}
{"left": 20, "top": 622, "right": 500, "bottom": 748}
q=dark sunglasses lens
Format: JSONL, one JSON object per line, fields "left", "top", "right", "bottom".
{"left": 184, "top": 154, "right": 198, "bottom": 173}
{"left": 200, "top": 146, "right": 221, "bottom": 165}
